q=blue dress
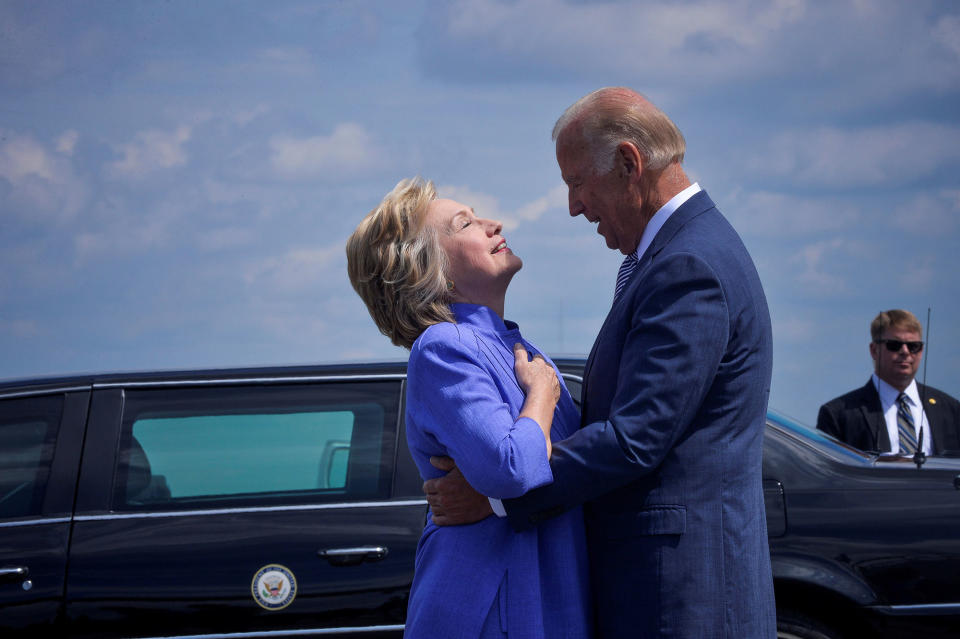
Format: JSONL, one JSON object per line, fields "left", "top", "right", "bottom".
{"left": 404, "top": 304, "right": 591, "bottom": 639}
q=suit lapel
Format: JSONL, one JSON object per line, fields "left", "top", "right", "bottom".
{"left": 918, "top": 383, "right": 948, "bottom": 454}
{"left": 858, "top": 380, "right": 890, "bottom": 451}
{"left": 581, "top": 190, "right": 717, "bottom": 427}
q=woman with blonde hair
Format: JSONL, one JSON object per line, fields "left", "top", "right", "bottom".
{"left": 347, "top": 177, "right": 590, "bottom": 638}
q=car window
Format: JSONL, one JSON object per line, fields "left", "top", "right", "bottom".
{"left": 113, "top": 381, "right": 401, "bottom": 511}
{"left": 0, "top": 395, "right": 63, "bottom": 519}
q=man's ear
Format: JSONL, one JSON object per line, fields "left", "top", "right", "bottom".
{"left": 617, "top": 142, "right": 643, "bottom": 180}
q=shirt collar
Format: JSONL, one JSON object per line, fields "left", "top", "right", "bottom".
{"left": 872, "top": 373, "right": 920, "bottom": 407}
{"left": 629, "top": 182, "right": 701, "bottom": 261}
{"left": 451, "top": 303, "right": 518, "bottom": 334}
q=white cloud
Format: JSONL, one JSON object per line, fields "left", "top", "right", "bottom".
{"left": 56, "top": 130, "right": 79, "bottom": 155}
{"left": 268, "top": 123, "right": 380, "bottom": 179}
{"left": 437, "top": 183, "right": 568, "bottom": 231}
{"left": 72, "top": 193, "right": 192, "bottom": 261}
{"left": 898, "top": 257, "right": 935, "bottom": 291}
{"left": 725, "top": 189, "right": 860, "bottom": 236}
{"left": 253, "top": 46, "right": 317, "bottom": 76}
{"left": 437, "top": 184, "right": 514, "bottom": 229}
{"left": 748, "top": 122, "right": 960, "bottom": 188}
{"left": 423, "top": 0, "right": 959, "bottom": 100}
{"left": 773, "top": 316, "right": 816, "bottom": 343}
{"left": 234, "top": 105, "right": 270, "bottom": 126}
{"left": 789, "top": 238, "right": 849, "bottom": 295}
{"left": 0, "top": 319, "right": 40, "bottom": 339}
{"left": 245, "top": 245, "right": 342, "bottom": 293}
{"left": 196, "top": 227, "right": 257, "bottom": 252}
{"left": 437, "top": 0, "right": 807, "bottom": 79}
{"left": 107, "top": 125, "right": 192, "bottom": 178}
{"left": 892, "top": 190, "right": 960, "bottom": 234}
{"left": 515, "top": 184, "right": 567, "bottom": 223}
{"left": 0, "top": 130, "right": 87, "bottom": 222}
{"left": 933, "top": 14, "right": 960, "bottom": 59}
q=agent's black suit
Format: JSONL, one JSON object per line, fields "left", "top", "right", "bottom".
{"left": 817, "top": 379, "right": 960, "bottom": 454}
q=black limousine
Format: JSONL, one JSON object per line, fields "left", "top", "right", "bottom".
{"left": 1, "top": 360, "right": 958, "bottom": 638}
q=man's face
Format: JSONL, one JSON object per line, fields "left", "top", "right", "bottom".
{"left": 870, "top": 325, "right": 924, "bottom": 391}
{"left": 556, "top": 131, "right": 643, "bottom": 255}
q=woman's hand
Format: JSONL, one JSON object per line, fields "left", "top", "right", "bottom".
{"left": 513, "top": 343, "right": 561, "bottom": 403}
{"left": 513, "top": 343, "right": 559, "bottom": 457}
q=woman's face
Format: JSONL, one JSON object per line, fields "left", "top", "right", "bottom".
{"left": 424, "top": 198, "right": 522, "bottom": 307}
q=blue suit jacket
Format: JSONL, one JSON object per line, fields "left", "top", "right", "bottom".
{"left": 505, "top": 191, "right": 776, "bottom": 638}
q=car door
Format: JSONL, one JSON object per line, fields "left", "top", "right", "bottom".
{"left": 0, "top": 389, "right": 88, "bottom": 636}
{"left": 844, "top": 457, "right": 960, "bottom": 610}
{"left": 65, "top": 375, "right": 425, "bottom": 638}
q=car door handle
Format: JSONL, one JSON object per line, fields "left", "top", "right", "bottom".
{"left": 954, "top": 475, "right": 960, "bottom": 490}
{"left": 0, "top": 566, "right": 29, "bottom": 582}
{"left": 318, "top": 546, "right": 389, "bottom": 566}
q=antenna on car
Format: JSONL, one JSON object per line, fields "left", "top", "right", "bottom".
{"left": 913, "top": 307, "right": 930, "bottom": 470}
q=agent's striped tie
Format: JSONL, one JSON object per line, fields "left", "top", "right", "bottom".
{"left": 896, "top": 392, "right": 918, "bottom": 454}
{"left": 614, "top": 253, "right": 639, "bottom": 302}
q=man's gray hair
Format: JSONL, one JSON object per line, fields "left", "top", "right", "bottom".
{"left": 552, "top": 87, "right": 686, "bottom": 175}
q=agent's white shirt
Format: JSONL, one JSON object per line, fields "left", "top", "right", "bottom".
{"left": 873, "top": 374, "right": 932, "bottom": 455}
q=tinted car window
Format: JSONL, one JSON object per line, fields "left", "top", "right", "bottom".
{"left": 112, "top": 382, "right": 400, "bottom": 511}
{"left": 0, "top": 395, "right": 63, "bottom": 519}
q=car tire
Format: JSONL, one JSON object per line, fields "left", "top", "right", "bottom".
{"left": 777, "top": 608, "right": 846, "bottom": 639}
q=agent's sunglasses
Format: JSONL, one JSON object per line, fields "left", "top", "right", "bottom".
{"left": 875, "top": 339, "right": 924, "bottom": 354}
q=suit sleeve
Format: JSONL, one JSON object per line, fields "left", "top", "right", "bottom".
{"left": 816, "top": 403, "right": 842, "bottom": 440}
{"left": 407, "top": 327, "right": 553, "bottom": 499}
{"left": 504, "top": 252, "right": 728, "bottom": 528}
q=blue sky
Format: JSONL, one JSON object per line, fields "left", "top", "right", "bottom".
{"left": 2, "top": 0, "right": 958, "bottom": 427}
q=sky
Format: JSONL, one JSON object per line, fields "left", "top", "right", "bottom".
{"left": 1, "top": 0, "right": 958, "bottom": 427}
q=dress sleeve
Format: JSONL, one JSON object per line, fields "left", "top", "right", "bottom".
{"left": 407, "top": 325, "right": 553, "bottom": 499}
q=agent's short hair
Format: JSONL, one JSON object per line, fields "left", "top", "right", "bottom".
{"left": 346, "top": 177, "right": 454, "bottom": 349}
{"left": 552, "top": 86, "right": 686, "bottom": 174}
{"left": 870, "top": 309, "right": 923, "bottom": 342}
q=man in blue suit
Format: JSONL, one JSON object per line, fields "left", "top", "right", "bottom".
{"left": 426, "top": 87, "right": 776, "bottom": 638}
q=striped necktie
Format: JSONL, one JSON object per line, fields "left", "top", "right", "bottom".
{"left": 896, "top": 392, "right": 918, "bottom": 454}
{"left": 614, "top": 253, "right": 639, "bottom": 302}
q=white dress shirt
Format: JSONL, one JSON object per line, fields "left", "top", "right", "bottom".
{"left": 873, "top": 374, "right": 932, "bottom": 455}
{"left": 625, "top": 182, "right": 701, "bottom": 263}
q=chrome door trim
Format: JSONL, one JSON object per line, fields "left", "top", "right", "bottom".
{"left": 870, "top": 602, "right": 960, "bottom": 616}
{"left": 0, "top": 516, "right": 71, "bottom": 529}
{"left": 134, "top": 624, "right": 405, "bottom": 638}
{"left": 94, "top": 374, "right": 406, "bottom": 389}
{"left": 74, "top": 499, "right": 427, "bottom": 522}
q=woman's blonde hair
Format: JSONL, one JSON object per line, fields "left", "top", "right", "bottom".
{"left": 346, "top": 177, "right": 454, "bottom": 349}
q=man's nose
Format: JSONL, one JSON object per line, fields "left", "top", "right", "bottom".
{"left": 568, "top": 197, "right": 584, "bottom": 217}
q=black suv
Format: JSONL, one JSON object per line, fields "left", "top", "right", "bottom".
{"left": 2, "top": 360, "right": 958, "bottom": 638}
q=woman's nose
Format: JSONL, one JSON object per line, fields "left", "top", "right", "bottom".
{"left": 483, "top": 218, "right": 502, "bottom": 235}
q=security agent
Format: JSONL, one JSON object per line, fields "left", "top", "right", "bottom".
{"left": 817, "top": 309, "right": 960, "bottom": 455}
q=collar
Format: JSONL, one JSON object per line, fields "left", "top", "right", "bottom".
{"left": 629, "top": 182, "right": 702, "bottom": 261}
{"left": 451, "top": 303, "right": 519, "bottom": 335}
{"left": 872, "top": 373, "right": 920, "bottom": 407}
